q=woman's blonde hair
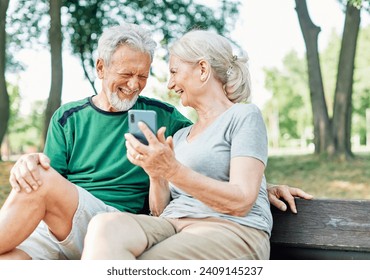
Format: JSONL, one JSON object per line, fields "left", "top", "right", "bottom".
{"left": 169, "top": 30, "right": 251, "bottom": 103}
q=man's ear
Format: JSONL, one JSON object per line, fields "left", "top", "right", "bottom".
{"left": 96, "top": 58, "right": 105, "bottom": 79}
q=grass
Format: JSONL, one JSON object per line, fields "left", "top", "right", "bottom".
{"left": 0, "top": 152, "right": 369, "bottom": 206}
{"left": 0, "top": 161, "right": 14, "bottom": 207}
{"left": 265, "top": 152, "right": 370, "bottom": 200}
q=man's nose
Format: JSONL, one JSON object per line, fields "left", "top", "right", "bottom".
{"left": 127, "top": 77, "right": 139, "bottom": 90}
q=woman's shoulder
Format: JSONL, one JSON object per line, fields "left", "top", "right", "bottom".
{"left": 230, "top": 103, "right": 262, "bottom": 118}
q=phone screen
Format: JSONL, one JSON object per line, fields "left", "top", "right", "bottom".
{"left": 128, "top": 110, "right": 157, "bottom": 144}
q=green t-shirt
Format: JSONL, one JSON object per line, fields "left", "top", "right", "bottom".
{"left": 44, "top": 95, "right": 192, "bottom": 213}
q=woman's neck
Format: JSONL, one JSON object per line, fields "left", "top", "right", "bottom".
{"left": 195, "top": 98, "right": 233, "bottom": 123}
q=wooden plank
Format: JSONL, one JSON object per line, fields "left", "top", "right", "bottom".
{"left": 270, "top": 198, "right": 370, "bottom": 259}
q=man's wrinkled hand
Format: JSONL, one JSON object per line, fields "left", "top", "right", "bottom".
{"left": 9, "top": 153, "right": 51, "bottom": 193}
{"left": 267, "top": 184, "right": 313, "bottom": 214}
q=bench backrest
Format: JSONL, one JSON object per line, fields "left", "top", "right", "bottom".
{"left": 270, "top": 198, "right": 370, "bottom": 260}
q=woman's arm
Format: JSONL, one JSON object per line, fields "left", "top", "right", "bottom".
{"left": 149, "top": 176, "right": 171, "bottom": 216}
{"left": 125, "top": 122, "right": 265, "bottom": 217}
{"left": 165, "top": 156, "right": 264, "bottom": 217}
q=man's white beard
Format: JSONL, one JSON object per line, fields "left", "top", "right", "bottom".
{"left": 108, "top": 91, "right": 139, "bottom": 111}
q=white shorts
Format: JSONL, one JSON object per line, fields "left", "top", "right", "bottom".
{"left": 17, "top": 186, "right": 119, "bottom": 259}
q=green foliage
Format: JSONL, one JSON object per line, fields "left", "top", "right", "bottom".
{"left": 62, "top": 0, "right": 241, "bottom": 89}
{"left": 5, "top": 0, "right": 48, "bottom": 73}
{"left": 7, "top": 83, "right": 44, "bottom": 153}
{"left": 7, "top": 0, "right": 49, "bottom": 49}
{"left": 7, "top": 83, "right": 21, "bottom": 129}
{"left": 353, "top": 25, "right": 370, "bottom": 144}
{"left": 263, "top": 24, "right": 370, "bottom": 147}
{"left": 7, "top": 0, "right": 241, "bottom": 84}
{"left": 5, "top": 0, "right": 239, "bottom": 144}
{"left": 263, "top": 51, "right": 312, "bottom": 146}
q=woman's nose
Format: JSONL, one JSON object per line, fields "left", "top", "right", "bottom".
{"left": 167, "top": 77, "right": 175, "bottom": 90}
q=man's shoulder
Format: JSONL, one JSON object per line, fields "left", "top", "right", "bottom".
{"left": 53, "top": 96, "right": 91, "bottom": 125}
{"left": 58, "top": 97, "right": 91, "bottom": 111}
{"left": 136, "top": 96, "right": 176, "bottom": 113}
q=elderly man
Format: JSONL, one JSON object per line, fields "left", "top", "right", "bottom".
{"left": 0, "top": 24, "right": 312, "bottom": 260}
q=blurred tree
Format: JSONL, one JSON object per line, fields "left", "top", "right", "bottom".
{"left": 264, "top": 23, "right": 370, "bottom": 152}
{"left": 63, "top": 0, "right": 240, "bottom": 94}
{"left": 263, "top": 51, "right": 311, "bottom": 148}
{"left": 6, "top": 84, "right": 44, "bottom": 155}
{"left": 7, "top": 0, "right": 61, "bottom": 147}
{"left": 294, "top": 0, "right": 366, "bottom": 159}
{"left": 6, "top": 0, "right": 240, "bottom": 144}
{"left": 42, "top": 0, "right": 63, "bottom": 146}
{"left": 0, "top": 0, "right": 10, "bottom": 161}
{"left": 353, "top": 24, "right": 370, "bottom": 145}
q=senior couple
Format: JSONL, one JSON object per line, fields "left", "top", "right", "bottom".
{"left": 0, "top": 23, "right": 312, "bottom": 260}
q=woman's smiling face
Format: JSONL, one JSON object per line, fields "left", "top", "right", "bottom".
{"left": 167, "top": 55, "right": 201, "bottom": 107}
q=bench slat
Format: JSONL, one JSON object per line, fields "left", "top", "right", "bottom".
{"left": 270, "top": 198, "right": 370, "bottom": 260}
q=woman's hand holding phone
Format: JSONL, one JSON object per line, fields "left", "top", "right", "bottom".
{"left": 125, "top": 122, "right": 179, "bottom": 180}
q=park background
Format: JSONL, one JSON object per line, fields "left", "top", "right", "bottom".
{"left": 0, "top": 0, "right": 369, "bottom": 206}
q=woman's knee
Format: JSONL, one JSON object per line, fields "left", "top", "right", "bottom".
{"left": 86, "top": 213, "right": 121, "bottom": 236}
{"left": 86, "top": 213, "right": 138, "bottom": 242}
{"left": 85, "top": 213, "right": 148, "bottom": 258}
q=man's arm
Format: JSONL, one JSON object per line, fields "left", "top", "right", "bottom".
{"left": 267, "top": 184, "right": 313, "bottom": 214}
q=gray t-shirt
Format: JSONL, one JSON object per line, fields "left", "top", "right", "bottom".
{"left": 161, "top": 103, "right": 273, "bottom": 236}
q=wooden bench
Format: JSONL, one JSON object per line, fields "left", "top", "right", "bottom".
{"left": 270, "top": 198, "right": 370, "bottom": 260}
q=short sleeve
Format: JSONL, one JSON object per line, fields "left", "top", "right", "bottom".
{"left": 230, "top": 106, "right": 268, "bottom": 166}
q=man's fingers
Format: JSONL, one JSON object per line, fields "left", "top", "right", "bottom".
{"left": 13, "top": 168, "right": 33, "bottom": 193}
{"left": 39, "top": 153, "right": 51, "bottom": 170}
{"left": 268, "top": 193, "right": 287, "bottom": 211}
{"left": 290, "top": 187, "right": 314, "bottom": 199}
{"left": 9, "top": 173, "right": 21, "bottom": 192}
{"left": 285, "top": 199, "right": 297, "bottom": 214}
{"left": 25, "top": 160, "right": 42, "bottom": 188}
{"left": 279, "top": 188, "right": 298, "bottom": 213}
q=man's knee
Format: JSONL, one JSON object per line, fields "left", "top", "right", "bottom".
{"left": 13, "top": 166, "right": 61, "bottom": 198}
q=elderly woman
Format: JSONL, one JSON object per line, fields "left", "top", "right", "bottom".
{"left": 81, "top": 30, "right": 304, "bottom": 260}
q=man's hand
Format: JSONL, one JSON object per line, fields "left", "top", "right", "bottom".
{"left": 9, "top": 153, "right": 51, "bottom": 193}
{"left": 267, "top": 184, "right": 313, "bottom": 214}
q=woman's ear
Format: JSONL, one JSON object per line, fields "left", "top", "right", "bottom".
{"left": 96, "top": 59, "right": 105, "bottom": 79}
{"left": 198, "top": 59, "right": 210, "bottom": 82}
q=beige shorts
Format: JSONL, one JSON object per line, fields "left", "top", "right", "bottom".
{"left": 126, "top": 213, "right": 270, "bottom": 260}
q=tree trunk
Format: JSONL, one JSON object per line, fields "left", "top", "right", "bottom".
{"left": 42, "top": 0, "right": 63, "bottom": 147}
{"left": 332, "top": 3, "right": 361, "bottom": 160}
{"left": 295, "top": 0, "right": 335, "bottom": 155}
{"left": 0, "top": 0, "right": 10, "bottom": 161}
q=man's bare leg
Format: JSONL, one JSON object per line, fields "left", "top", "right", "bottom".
{"left": 0, "top": 166, "right": 79, "bottom": 256}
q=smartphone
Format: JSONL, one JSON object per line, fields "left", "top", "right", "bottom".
{"left": 128, "top": 110, "right": 158, "bottom": 145}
